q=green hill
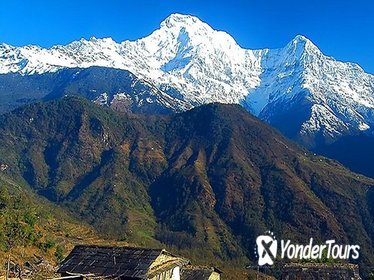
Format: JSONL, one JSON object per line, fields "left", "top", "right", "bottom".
{"left": 0, "top": 173, "right": 105, "bottom": 278}
{"left": 0, "top": 97, "right": 373, "bottom": 276}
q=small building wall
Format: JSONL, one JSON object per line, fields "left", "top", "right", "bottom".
{"left": 208, "top": 271, "right": 221, "bottom": 280}
{"left": 149, "top": 252, "right": 179, "bottom": 270}
{"left": 149, "top": 266, "right": 180, "bottom": 280}
{"left": 148, "top": 251, "right": 188, "bottom": 280}
{"left": 171, "top": 266, "right": 180, "bottom": 280}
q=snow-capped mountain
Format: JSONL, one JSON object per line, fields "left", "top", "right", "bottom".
{"left": 251, "top": 35, "right": 374, "bottom": 144}
{"left": 1, "top": 13, "right": 374, "bottom": 145}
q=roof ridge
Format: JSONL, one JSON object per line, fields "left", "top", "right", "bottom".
{"left": 74, "top": 244, "right": 163, "bottom": 251}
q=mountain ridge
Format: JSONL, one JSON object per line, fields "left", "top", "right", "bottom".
{"left": 1, "top": 13, "right": 373, "bottom": 147}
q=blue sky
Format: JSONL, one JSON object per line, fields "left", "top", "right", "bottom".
{"left": 0, "top": 0, "right": 373, "bottom": 73}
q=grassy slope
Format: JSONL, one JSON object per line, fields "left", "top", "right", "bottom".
{"left": 0, "top": 173, "right": 106, "bottom": 277}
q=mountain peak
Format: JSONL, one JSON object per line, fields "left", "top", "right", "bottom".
{"left": 141, "top": 13, "right": 242, "bottom": 73}
{"left": 292, "top": 34, "right": 310, "bottom": 43}
{"left": 160, "top": 13, "right": 202, "bottom": 28}
{"left": 158, "top": 13, "right": 218, "bottom": 39}
{"left": 288, "top": 34, "right": 321, "bottom": 55}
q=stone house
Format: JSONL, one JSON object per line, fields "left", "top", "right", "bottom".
{"left": 56, "top": 245, "right": 197, "bottom": 280}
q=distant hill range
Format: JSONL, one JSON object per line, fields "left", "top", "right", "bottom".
{"left": 0, "top": 97, "right": 374, "bottom": 275}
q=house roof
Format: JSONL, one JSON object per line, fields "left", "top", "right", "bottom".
{"left": 57, "top": 245, "right": 169, "bottom": 279}
{"left": 181, "top": 265, "right": 222, "bottom": 280}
